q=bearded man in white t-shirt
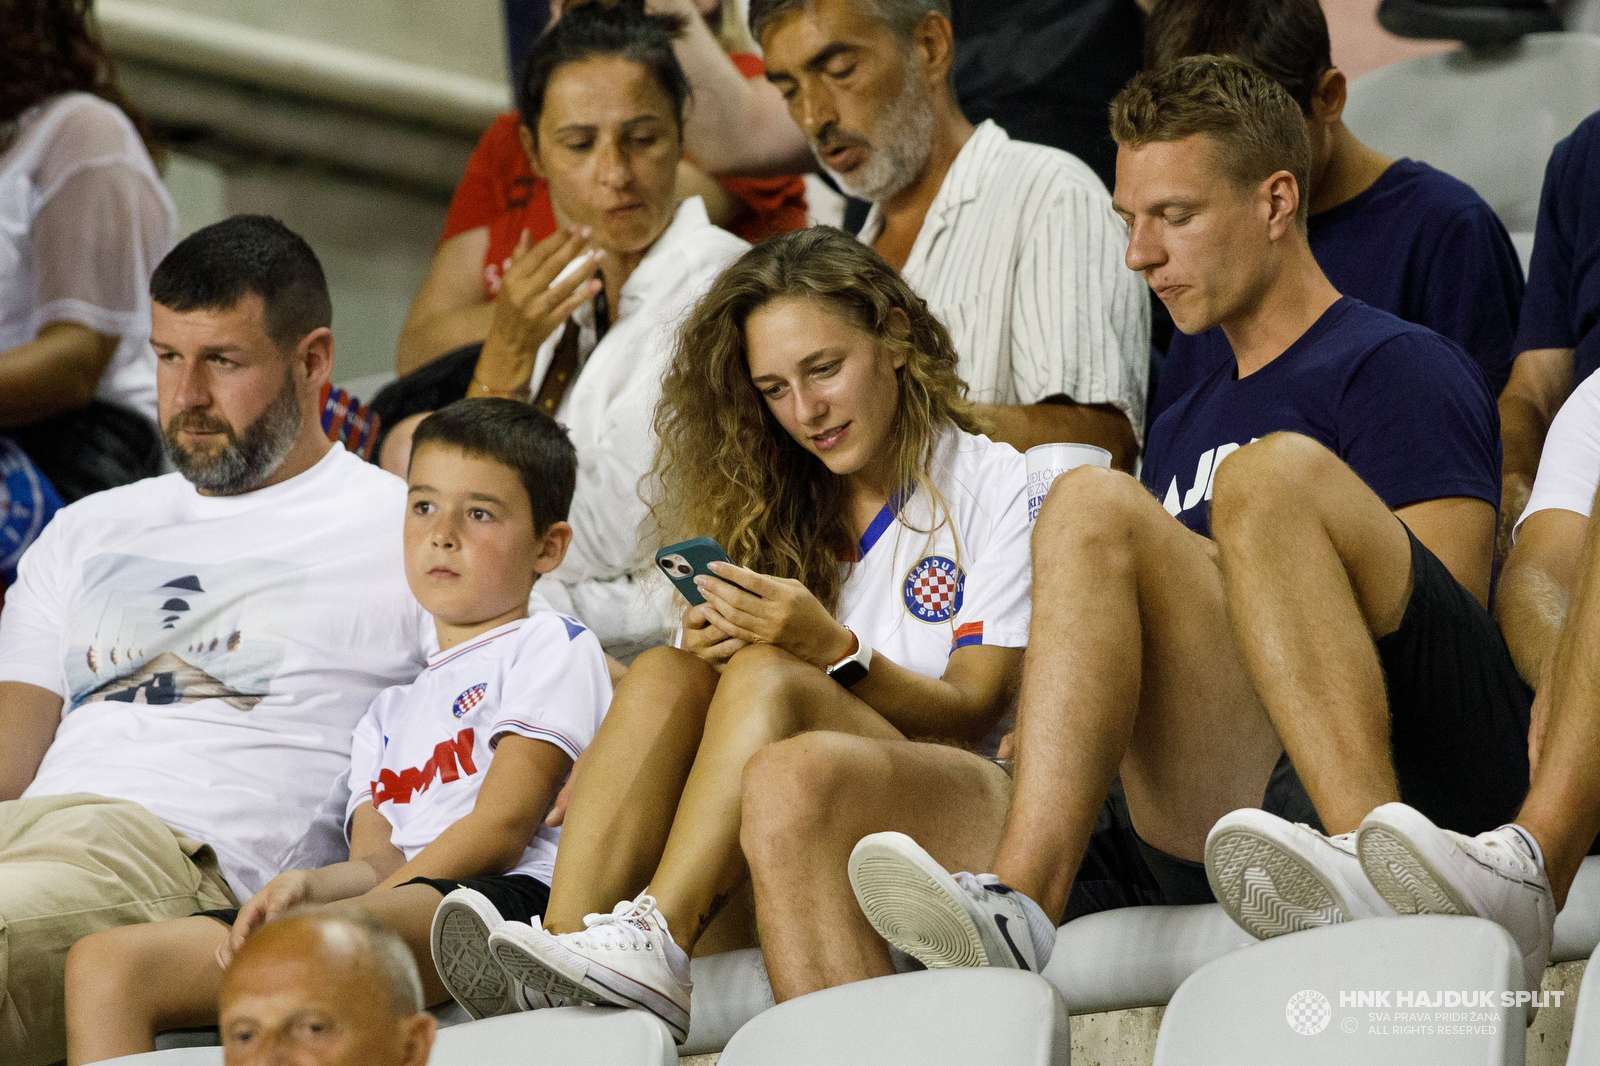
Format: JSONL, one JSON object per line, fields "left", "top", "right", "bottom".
{"left": 752, "top": 0, "right": 1150, "bottom": 467}
{"left": 0, "top": 215, "right": 430, "bottom": 1066}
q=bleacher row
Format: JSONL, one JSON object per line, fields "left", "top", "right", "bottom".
{"left": 93, "top": 857, "right": 1600, "bottom": 1064}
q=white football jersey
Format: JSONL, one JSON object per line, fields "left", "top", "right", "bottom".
{"left": 836, "top": 429, "right": 1032, "bottom": 682}
{"left": 347, "top": 612, "right": 610, "bottom": 884}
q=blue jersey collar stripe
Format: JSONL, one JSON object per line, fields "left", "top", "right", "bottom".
{"left": 857, "top": 485, "right": 914, "bottom": 560}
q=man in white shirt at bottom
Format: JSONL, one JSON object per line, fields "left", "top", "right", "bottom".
{"left": 0, "top": 215, "right": 431, "bottom": 1066}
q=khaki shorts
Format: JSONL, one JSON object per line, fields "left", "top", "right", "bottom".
{"left": 0, "top": 792, "right": 237, "bottom": 1066}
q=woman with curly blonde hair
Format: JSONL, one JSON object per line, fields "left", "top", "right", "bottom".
{"left": 445, "top": 228, "right": 1034, "bottom": 1039}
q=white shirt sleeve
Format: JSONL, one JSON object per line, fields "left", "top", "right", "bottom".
{"left": 950, "top": 460, "right": 1033, "bottom": 653}
{"left": 343, "top": 702, "right": 386, "bottom": 837}
{"left": 29, "top": 101, "right": 173, "bottom": 341}
{"left": 1008, "top": 188, "right": 1149, "bottom": 436}
{"left": 490, "top": 614, "right": 612, "bottom": 763}
{"left": 0, "top": 514, "right": 72, "bottom": 697}
{"left": 1517, "top": 371, "right": 1600, "bottom": 537}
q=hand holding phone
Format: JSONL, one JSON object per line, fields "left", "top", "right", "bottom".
{"left": 656, "top": 537, "right": 736, "bottom": 606}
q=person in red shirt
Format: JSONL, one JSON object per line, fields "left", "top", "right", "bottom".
{"left": 396, "top": 0, "right": 808, "bottom": 378}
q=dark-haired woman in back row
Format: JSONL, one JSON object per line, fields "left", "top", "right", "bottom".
{"left": 373, "top": 0, "right": 749, "bottom": 658}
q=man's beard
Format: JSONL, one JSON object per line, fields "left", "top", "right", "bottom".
{"left": 812, "top": 60, "right": 937, "bottom": 203}
{"left": 162, "top": 374, "right": 303, "bottom": 496}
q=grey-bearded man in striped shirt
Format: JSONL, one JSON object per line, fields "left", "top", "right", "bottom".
{"left": 753, "top": 0, "right": 1151, "bottom": 469}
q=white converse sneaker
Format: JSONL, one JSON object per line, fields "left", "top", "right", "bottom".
{"left": 848, "top": 832, "right": 1056, "bottom": 972}
{"left": 1206, "top": 808, "right": 1394, "bottom": 940}
{"left": 431, "top": 889, "right": 527, "bottom": 1019}
{"left": 487, "top": 894, "right": 692, "bottom": 1044}
{"left": 431, "top": 889, "right": 572, "bottom": 1017}
{"left": 1358, "top": 802, "right": 1555, "bottom": 999}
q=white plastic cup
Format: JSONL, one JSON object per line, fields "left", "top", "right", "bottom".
{"left": 1025, "top": 442, "right": 1113, "bottom": 521}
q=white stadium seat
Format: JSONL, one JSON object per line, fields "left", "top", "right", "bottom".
{"left": 1566, "top": 940, "right": 1600, "bottom": 1062}
{"left": 1152, "top": 916, "right": 1526, "bottom": 1066}
{"left": 717, "top": 969, "right": 1071, "bottom": 1066}
{"left": 1554, "top": 855, "right": 1600, "bottom": 962}
{"left": 99, "top": 1049, "right": 220, "bottom": 1066}
{"left": 426, "top": 1006, "right": 675, "bottom": 1065}
{"left": 1343, "top": 31, "right": 1600, "bottom": 272}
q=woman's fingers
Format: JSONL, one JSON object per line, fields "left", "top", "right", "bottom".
{"left": 525, "top": 229, "right": 599, "bottom": 294}
{"left": 503, "top": 227, "right": 589, "bottom": 301}
{"left": 701, "top": 599, "right": 763, "bottom": 643}
{"left": 706, "top": 561, "right": 781, "bottom": 598}
{"left": 698, "top": 568, "right": 771, "bottom": 619}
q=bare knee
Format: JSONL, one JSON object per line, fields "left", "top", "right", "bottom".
{"left": 1033, "top": 465, "right": 1161, "bottom": 566}
{"left": 711, "top": 645, "right": 820, "bottom": 730}
{"left": 66, "top": 925, "right": 157, "bottom": 1017}
{"left": 741, "top": 732, "right": 871, "bottom": 868}
{"left": 1210, "top": 432, "right": 1338, "bottom": 538}
{"left": 378, "top": 411, "right": 430, "bottom": 477}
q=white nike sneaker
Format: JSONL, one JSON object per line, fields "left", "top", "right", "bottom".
{"left": 1206, "top": 808, "right": 1394, "bottom": 940}
{"left": 431, "top": 889, "right": 571, "bottom": 1018}
{"left": 848, "top": 832, "right": 1056, "bottom": 972}
{"left": 487, "top": 894, "right": 692, "bottom": 1044}
{"left": 1358, "top": 802, "right": 1555, "bottom": 1001}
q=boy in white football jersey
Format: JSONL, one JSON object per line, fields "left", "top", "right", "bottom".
{"left": 63, "top": 399, "right": 611, "bottom": 1060}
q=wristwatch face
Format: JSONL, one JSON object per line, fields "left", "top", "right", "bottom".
{"left": 828, "top": 659, "right": 869, "bottom": 689}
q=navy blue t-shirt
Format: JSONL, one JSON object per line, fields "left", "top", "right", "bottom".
{"left": 1153, "top": 159, "right": 1524, "bottom": 422}
{"left": 1143, "top": 297, "right": 1501, "bottom": 538}
{"left": 1516, "top": 110, "right": 1600, "bottom": 387}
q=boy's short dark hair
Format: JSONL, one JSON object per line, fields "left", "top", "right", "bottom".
{"left": 1143, "top": 0, "right": 1332, "bottom": 115}
{"left": 410, "top": 399, "right": 577, "bottom": 534}
{"left": 150, "top": 215, "right": 332, "bottom": 351}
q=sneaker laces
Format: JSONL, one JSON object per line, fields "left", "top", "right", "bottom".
{"left": 1462, "top": 829, "right": 1536, "bottom": 877}
{"left": 952, "top": 871, "right": 997, "bottom": 901}
{"left": 569, "top": 895, "right": 661, "bottom": 952}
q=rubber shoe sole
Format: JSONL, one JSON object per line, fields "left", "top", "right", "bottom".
{"left": 487, "top": 927, "right": 690, "bottom": 1044}
{"left": 848, "top": 832, "right": 996, "bottom": 969}
{"left": 1357, "top": 819, "right": 1473, "bottom": 917}
{"left": 431, "top": 890, "right": 518, "bottom": 1020}
{"left": 1206, "top": 822, "right": 1353, "bottom": 940}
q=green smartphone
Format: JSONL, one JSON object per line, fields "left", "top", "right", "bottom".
{"left": 655, "top": 537, "right": 747, "bottom": 606}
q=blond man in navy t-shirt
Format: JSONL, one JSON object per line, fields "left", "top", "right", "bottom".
{"left": 848, "top": 57, "right": 1552, "bottom": 1002}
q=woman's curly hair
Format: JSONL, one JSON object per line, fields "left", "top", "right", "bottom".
{"left": 2, "top": 0, "right": 154, "bottom": 152}
{"left": 650, "top": 226, "right": 987, "bottom": 612}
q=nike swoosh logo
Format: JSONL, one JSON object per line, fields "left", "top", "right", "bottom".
{"left": 994, "top": 914, "right": 1032, "bottom": 971}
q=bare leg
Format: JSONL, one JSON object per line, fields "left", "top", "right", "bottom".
{"left": 543, "top": 646, "right": 719, "bottom": 933}
{"left": 65, "top": 916, "right": 229, "bottom": 1065}
{"left": 378, "top": 412, "right": 430, "bottom": 477}
{"left": 1518, "top": 491, "right": 1600, "bottom": 906}
{"left": 741, "top": 732, "right": 1010, "bottom": 1000}
{"left": 324, "top": 883, "right": 449, "bottom": 1005}
{"left": 1210, "top": 432, "right": 1435, "bottom": 834}
{"left": 646, "top": 645, "right": 903, "bottom": 953}
{"left": 990, "top": 466, "right": 1282, "bottom": 922}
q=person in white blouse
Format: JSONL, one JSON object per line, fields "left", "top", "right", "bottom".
{"left": 379, "top": 0, "right": 748, "bottom": 656}
{"left": 752, "top": 0, "right": 1150, "bottom": 467}
{"left": 1, "top": 2, "right": 175, "bottom": 505}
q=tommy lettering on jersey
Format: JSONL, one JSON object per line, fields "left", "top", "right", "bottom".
{"left": 1160, "top": 439, "right": 1256, "bottom": 520}
{"left": 372, "top": 727, "right": 478, "bottom": 806}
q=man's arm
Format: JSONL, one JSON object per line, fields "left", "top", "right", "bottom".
{"left": 1495, "top": 506, "right": 1588, "bottom": 686}
{"left": 0, "top": 682, "right": 62, "bottom": 801}
{"left": 1394, "top": 496, "right": 1497, "bottom": 608}
{"left": 975, "top": 397, "right": 1137, "bottom": 470}
{"left": 1499, "top": 347, "right": 1576, "bottom": 557}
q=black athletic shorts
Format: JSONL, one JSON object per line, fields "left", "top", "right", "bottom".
{"left": 196, "top": 873, "right": 551, "bottom": 928}
{"left": 1065, "top": 525, "right": 1554, "bottom": 918}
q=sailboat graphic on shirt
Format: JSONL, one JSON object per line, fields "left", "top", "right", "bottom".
{"left": 65, "top": 554, "right": 301, "bottom": 713}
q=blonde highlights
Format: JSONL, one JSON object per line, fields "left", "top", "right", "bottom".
{"left": 650, "top": 227, "right": 984, "bottom": 611}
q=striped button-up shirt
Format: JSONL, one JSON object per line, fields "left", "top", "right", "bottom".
{"left": 860, "top": 120, "right": 1150, "bottom": 435}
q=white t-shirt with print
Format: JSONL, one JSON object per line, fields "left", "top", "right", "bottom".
{"left": 836, "top": 429, "right": 1032, "bottom": 683}
{"left": 0, "top": 445, "right": 432, "bottom": 895}
{"left": 1518, "top": 370, "right": 1600, "bottom": 533}
{"left": 346, "top": 612, "right": 609, "bottom": 885}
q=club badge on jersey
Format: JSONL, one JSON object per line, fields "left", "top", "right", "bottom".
{"left": 903, "top": 555, "right": 965, "bottom": 624}
{"left": 452, "top": 683, "right": 487, "bottom": 719}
